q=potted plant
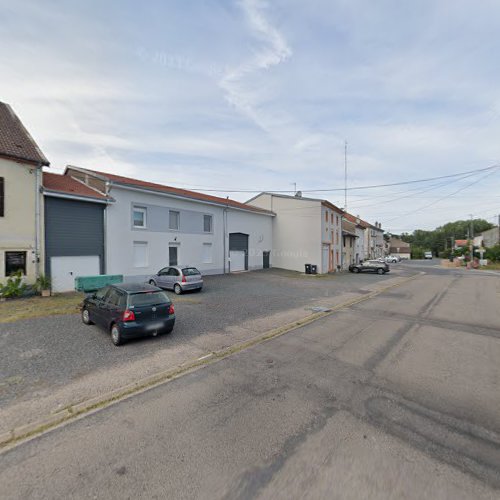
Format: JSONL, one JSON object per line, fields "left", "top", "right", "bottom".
{"left": 35, "top": 274, "right": 52, "bottom": 297}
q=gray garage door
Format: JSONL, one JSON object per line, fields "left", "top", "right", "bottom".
{"left": 229, "top": 233, "right": 248, "bottom": 272}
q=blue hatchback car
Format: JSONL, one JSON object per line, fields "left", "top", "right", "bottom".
{"left": 81, "top": 283, "right": 175, "bottom": 346}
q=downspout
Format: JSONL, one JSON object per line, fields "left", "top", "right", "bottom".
{"left": 34, "top": 165, "right": 42, "bottom": 279}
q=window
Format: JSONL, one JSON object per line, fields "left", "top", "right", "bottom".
{"left": 95, "top": 287, "right": 109, "bottom": 301}
{"left": 106, "top": 288, "right": 125, "bottom": 307}
{"left": 202, "top": 243, "right": 213, "bottom": 264}
{"left": 0, "top": 177, "right": 4, "bottom": 217}
{"left": 331, "top": 213, "right": 334, "bottom": 224}
{"left": 168, "top": 267, "right": 179, "bottom": 276}
{"left": 133, "top": 242, "right": 148, "bottom": 268}
{"left": 129, "top": 291, "right": 170, "bottom": 307}
{"left": 5, "top": 251, "right": 26, "bottom": 276}
{"left": 182, "top": 267, "right": 201, "bottom": 276}
{"left": 203, "top": 214, "right": 213, "bottom": 233}
{"left": 133, "top": 207, "right": 147, "bottom": 228}
{"left": 325, "top": 210, "right": 328, "bottom": 222}
{"left": 169, "top": 210, "right": 180, "bottom": 230}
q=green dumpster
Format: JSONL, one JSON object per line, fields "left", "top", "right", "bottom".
{"left": 74, "top": 275, "right": 123, "bottom": 293}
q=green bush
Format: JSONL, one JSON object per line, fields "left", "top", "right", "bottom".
{"left": 411, "top": 247, "right": 425, "bottom": 259}
{"left": 0, "top": 271, "right": 27, "bottom": 299}
{"left": 35, "top": 274, "right": 51, "bottom": 292}
{"left": 485, "top": 245, "right": 500, "bottom": 262}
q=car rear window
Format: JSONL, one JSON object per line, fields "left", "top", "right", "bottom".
{"left": 182, "top": 267, "right": 201, "bottom": 276}
{"left": 128, "top": 291, "right": 170, "bottom": 307}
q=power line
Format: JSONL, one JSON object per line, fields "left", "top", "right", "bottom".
{"left": 383, "top": 169, "right": 499, "bottom": 225}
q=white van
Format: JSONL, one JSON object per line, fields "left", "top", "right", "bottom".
{"left": 424, "top": 251, "right": 433, "bottom": 259}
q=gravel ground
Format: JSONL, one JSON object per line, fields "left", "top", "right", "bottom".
{"left": 0, "top": 267, "right": 411, "bottom": 407}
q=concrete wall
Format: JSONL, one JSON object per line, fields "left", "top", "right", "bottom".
{"left": 105, "top": 186, "right": 273, "bottom": 281}
{"left": 0, "top": 158, "right": 43, "bottom": 283}
{"left": 226, "top": 209, "right": 273, "bottom": 271}
{"left": 249, "top": 194, "right": 322, "bottom": 273}
{"left": 354, "top": 226, "right": 365, "bottom": 263}
{"left": 321, "top": 205, "right": 342, "bottom": 272}
{"left": 481, "top": 227, "right": 500, "bottom": 248}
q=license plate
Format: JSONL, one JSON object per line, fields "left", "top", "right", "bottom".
{"left": 146, "top": 322, "right": 163, "bottom": 331}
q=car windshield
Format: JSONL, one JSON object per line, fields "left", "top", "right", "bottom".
{"left": 129, "top": 291, "right": 170, "bottom": 307}
{"left": 182, "top": 267, "right": 201, "bottom": 276}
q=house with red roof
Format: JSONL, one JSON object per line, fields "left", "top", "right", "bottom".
{"left": 0, "top": 102, "right": 49, "bottom": 284}
{"left": 41, "top": 166, "right": 274, "bottom": 290}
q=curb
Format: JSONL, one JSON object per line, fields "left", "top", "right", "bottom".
{"left": 0, "top": 272, "right": 422, "bottom": 452}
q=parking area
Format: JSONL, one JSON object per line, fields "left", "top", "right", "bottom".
{"left": 0, "top": 266, "right": 412, "bottom": 431}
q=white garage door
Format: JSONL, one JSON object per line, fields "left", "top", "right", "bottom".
{"left": 51, "top": 256, "right": 100, "bottom": 292}
{"left": 229, "top": 251, "right": 246, "bottom": 272}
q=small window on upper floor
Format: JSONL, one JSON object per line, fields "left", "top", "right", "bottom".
{"left": 204, "top": 214, "right": 213, "bottom": 233}
{"left": 133, "top": 207, "right": 147, "bottom": 228}
{"left": 169, "top": 210, "right": 180, "bottom": 230}
{"left": 331, "top": 213, "right": 334, "bottom": 224}
{"left": 325, "top": 210, "right": 328, "bottom": 222}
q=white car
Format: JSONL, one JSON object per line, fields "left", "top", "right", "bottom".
{"left": 385, "top": 256, "right": 399, "bottom": 263}
{"left": 424, "top": 251, "right": 433, "bottom": 259}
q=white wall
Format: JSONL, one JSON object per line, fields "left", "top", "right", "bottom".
{"left": 354, "top": 226, "right": 365, "bottom": 263}
{"left": 249, "top": 194, "right": 322, "bottom": 273}
{"left": 105, "top": 185, "right": 274, "bottom": 281}
{"left": 106, "top": 186, "right": 225, "bottom": 280}
{"left": 0, "top": 158, "right": 43, "bottom": 282}
{"left": 226, "top": 210, "right": 273, "bottom": 271}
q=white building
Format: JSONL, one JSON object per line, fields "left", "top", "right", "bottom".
{"left": 247, "top": 193, "right": 343, "bottom": 274}
{"left": 61, "top": 167, "right": 274, "bottom": 282}
{"left": 343, "top": 213, "right": 366, "bottom": 264}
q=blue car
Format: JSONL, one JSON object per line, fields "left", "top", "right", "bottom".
{"left": 81, "top": 283, "right": 175, "bottom": 346}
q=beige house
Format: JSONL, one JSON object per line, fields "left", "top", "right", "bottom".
{"left": 341, "top": 218, "right": 357, "bottom": 269}
{"left": 247, "top": 192, "right": 343, "bottom": 274}
{"left": 389, "top": 236, "right": 411, "bottom": 259}
{"left": 0, "top": 102, "right": 49, "bottom": 283}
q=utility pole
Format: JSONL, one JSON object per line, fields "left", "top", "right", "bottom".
{"left": 291, "top": 182, "right": 297, "bottom": 195}
{"left": 344, "top": 140, "right": 348, "bottom": 211}
{"left": 469, "top": 214, "right": 474, "bottom": 264}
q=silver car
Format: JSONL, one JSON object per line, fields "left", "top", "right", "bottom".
{"left": 149, "top": 266, "right": 203, "bottom": 295}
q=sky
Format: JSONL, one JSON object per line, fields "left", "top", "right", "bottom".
{"left": 1, "top": 0, "right": 500, "bottom": 233}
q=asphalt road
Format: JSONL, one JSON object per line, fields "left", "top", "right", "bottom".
{"left": 0, "top": 267, "right": 410, "bottom": 408}
{"left": 1, "top": 266, "right": 499, "bottom": 499}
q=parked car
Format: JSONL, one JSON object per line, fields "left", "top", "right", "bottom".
{"left": 349, "top": 260, "right": 390, "bottom": 274}
{"left": 424, "top": 251, "right": 433, "bottom": 259}
{"left": 149, "top": 265, "right": 203, "bottom": 294}
{"left": 81, "top": 283, "right": 175, "bottom": 346}
{"left": 385, "top": 255, "right": 399, "bottom": 263}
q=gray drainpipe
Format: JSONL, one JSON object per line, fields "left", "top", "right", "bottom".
{"left": 34, "top": 164, "right": 42, "bottom": 279}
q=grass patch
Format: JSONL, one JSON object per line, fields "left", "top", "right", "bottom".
{"left": 479, "top": 263, "right": 500, "bottom": 271}
{"left": 0, "top": 292, "right": 84, "bottom": 323}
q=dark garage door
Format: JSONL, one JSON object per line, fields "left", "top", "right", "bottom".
{"left": 229, "top": 233, "right": 248, "bottom": 271}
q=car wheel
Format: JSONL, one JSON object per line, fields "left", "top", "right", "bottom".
{"left": 174, "top": 284, "right": 182, "bottom": 295}
{"left": 353, "top": 267, "right": 360, "bottom": 273}
{"left": 149, "top": 279, "right": 156, "bottom": 286}
{"left": 110, "top": 324, "right": 123, "bottom": 346}
{"left": 81, "top": 307, "right": 93, "bottom": 325}
{"left": 377, "top": 268, "right": 384, "bottom": 275}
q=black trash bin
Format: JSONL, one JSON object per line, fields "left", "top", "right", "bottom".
{"left": 311, "top": 264, "right": 318, "bottom": 274}
{"left": 305, "top": 264, "right": 312, "bottom": 274}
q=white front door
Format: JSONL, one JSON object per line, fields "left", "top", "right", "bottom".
{"left": 230, "top": 251, "right": 245, "bottom": 272}
{"left": 322, "top": 245, "right": 329, "bottom": 274}
{"left": 51, "top": 256, "right": 100, "bottom": 292}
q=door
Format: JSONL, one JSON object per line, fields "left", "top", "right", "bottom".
{"left": 263, "top": 251, "right": 270, "bottom": 269}
{"left": 230, "top": 251, "right": 245, "bottom": 272}
{"left": 51, "top": 256, "right": 100, "bottom": 293}
{"left": 169, "top": 247, "right": 178, "bottom": 266}
{"left": 87, "top": 286, "right": 110, "bottom": 326}
{"left": 155, "top": 267, "right": 169, "bottom": 287}
{"left": 321, "top": 244, "right": 329, "bottom": 274}
{"left": 229, "top": 233, "right": 248, "bottom": 271}
{"left": 166, "top": 267, "right": 180, "bottom": 290}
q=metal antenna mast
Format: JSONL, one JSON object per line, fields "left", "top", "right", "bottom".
{"left": 344, "top": 140, "right": 348, "bottom": 210}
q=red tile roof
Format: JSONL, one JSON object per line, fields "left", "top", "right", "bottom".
{"left": 43, "top": 172, "right": 109, "bottom": 201}
{"left": 455, "top": 239, "right": 468, "bottom": 247}
{"left": 0, "top": 102, "right": 49, "bottom": 166}
{"left": 71, "top": 168, "right": 274, "bottom": 215}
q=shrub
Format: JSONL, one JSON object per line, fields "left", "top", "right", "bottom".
{"left": 485, "top": 245, "right": 500, "bottom": 262}
{"left": 35, "top": 274, "right": 51, "bottom": 292}
{"left": 0, "top": 271, "right": 27, "bottom": 299}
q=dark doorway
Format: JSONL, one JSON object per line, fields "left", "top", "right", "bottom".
{"left": 263, "top": 251, "right": 270, "bottom": 269}
{"left": 229, "top": 233, "right": 249, "bottom": 271}
{"left": 169, "top": 246, "right": 178, "bottom": 266}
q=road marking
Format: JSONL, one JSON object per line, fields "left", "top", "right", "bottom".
{"left": 197, "top": 353, "right": 213, "bottom": 361}
{"left": 0, "top": 272, "right": 423, "bottom": 453}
